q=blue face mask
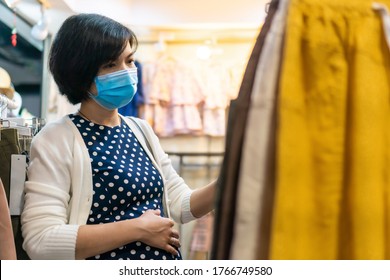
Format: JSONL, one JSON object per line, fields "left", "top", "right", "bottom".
{"left": 90, "top": 68, "right": 138, "bottom": 110}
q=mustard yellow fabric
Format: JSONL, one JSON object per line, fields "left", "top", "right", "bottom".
{"left": 270, "top": 0, "right": 390, "bottom": 259}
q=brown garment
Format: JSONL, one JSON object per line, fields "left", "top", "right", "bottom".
{"left": 210, "top": 0, "right": 280, "bottom": 259}
{"left": 0, "top": 179, "right": 16, "bottom": 259}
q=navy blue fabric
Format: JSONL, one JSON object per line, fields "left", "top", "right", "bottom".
{"left": 70, "top": 114, "right": 181, "bottom": 260}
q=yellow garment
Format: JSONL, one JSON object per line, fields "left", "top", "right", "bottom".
{"left": 271, "top": 0, "right": 390, "bottom": 259}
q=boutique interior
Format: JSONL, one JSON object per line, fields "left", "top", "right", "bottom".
{"left": 1, "top": 0, "right": 390, "bottom": 260}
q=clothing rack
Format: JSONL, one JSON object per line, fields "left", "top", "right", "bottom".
{"left": 0, "top": 94, "right": 18, "bottom": 119}
{"left": 166, "top": 151, "right": 224, "bottom": 179}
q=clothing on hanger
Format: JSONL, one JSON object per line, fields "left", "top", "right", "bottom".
{"left": 210, "top": 0, "right": 281, "bottom": 260}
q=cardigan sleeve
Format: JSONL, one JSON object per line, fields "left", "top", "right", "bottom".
{"left": 21, "top": 120, "right": 79, "bottom": 259}
{"left": 136, "top": 118, "right": 196, "bottom": 224}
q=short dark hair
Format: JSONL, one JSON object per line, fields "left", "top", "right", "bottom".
{"left": 49, "top": 13, "right": 138, "bottom": 104}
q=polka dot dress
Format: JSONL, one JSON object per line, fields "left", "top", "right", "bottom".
{"left": 70, "top": 114, "right": 181, "bottom": 260}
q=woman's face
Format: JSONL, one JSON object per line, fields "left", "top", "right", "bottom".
{"left": 89, "top": 41, "right": 136, "bottom": 95}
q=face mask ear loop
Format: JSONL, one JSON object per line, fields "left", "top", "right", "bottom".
{"left": 372, "top": 2, "right": 390, "bottom": 51}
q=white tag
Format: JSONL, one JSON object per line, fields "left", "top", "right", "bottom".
{"left": 9, "top": 154, "right": 27, "bottom": 216}
{"left": 372, "top": 2, "right": 390, "bottom": 51}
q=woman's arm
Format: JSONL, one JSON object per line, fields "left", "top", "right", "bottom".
{"left": 189, "top": 179, "right": 217, "bottom": 218}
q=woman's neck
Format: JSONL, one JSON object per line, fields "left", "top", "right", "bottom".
{"left": 78, "top": 101, "right": 120, "bottom": 127}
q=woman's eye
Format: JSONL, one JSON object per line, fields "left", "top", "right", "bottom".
{"left": 104, "top": 63, "right": 116, "bottom": 68}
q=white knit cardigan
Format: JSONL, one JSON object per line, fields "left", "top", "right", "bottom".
{"left": 21, "top": 115, "right": 195, "bottom": 259}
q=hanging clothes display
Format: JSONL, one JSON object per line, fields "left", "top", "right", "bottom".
{"left": 213, "top": 0, "right": 390, "bottom": 260}
{"left": 210, "top": 0, "right": 281, "bottom": 260}
{"left": 230, "top": 0, "right": 289, "bottom": 260}
{"left": 270, "top": 0, "right": 390, "bottom": 260}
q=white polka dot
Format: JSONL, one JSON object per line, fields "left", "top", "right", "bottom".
{"left": 115, "top": 215, "right": 120, "bottom": 220}
{"left": 103, "top": 172, "right": 109, "bottom": 176}
{"left": 127, "top": 191, "right": 131, "bottom": 196}
{"left": 92, "top": 151, "right": 98, "bottom": 156}
{"left": 82, "top": 132, "right": 87, "bottom": 136}
{"left": 136, "top": 242, "right": 141, "bottom": 246}
{"left": 131, "top": 250, "right": 136, "bottom": 255}
{"left": 118, "top": 187, "right": 124, "bottom": 192}
{"left": 154, "top": 251, "right": 159, "bottom": 256}
{"left": 114, "top": 175, "right": 119, "bottom": 180}
{"left": 140, "top": 254, "right": 146, "bottom": 259}
{"left": 95, "top": 183, "right": 101, "bottom": 187}
{"left": 89, "top": 123, "right": 94, "bottom": 127}
{"left": 88, "top": 142, "right": 93, "bottom": 146}
{"left": 146, "top": 246, "right": 151, "bottom": 251}
{"left": 89, "top": 217, "right": 94, "bottom": 222}
{"left": 93, "top": 202, "right": 99, "bottom": 207}
{"left": 111, "top": 252, "right": 116, "bottom": 257}
{"left": 120, "top": 199, "right": 125, "bottom": 204}
{"left": 103, "top": 207, "right": 108, "bottom": 211}
{"left": 95, "top": 255, "right": 100, "bottom": 259}
{"left": 162, "top": 256, "right": 167, "bottom": 260}
{"left": 99, "top": 126, "right": 104, "bottom": 130}
{"left": 99, "top": 195, "right": 105, "bottom": 200}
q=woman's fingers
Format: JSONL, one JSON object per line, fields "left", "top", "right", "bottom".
{"left": 169, "top": 236, "right": 181, "bottom": 248}
{"left": 171, "top": 229, "right": 180, "bottom": 239}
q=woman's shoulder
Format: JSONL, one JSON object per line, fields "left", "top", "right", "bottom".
{"left": 33, "top": 115, "right": 75, "bottom": 142}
